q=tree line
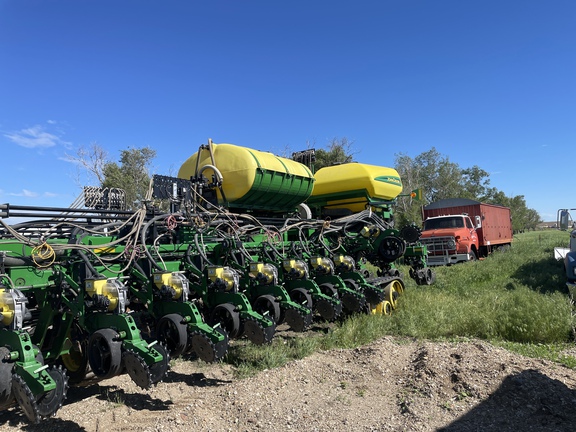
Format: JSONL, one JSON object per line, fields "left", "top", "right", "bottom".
{"left": 72, "top": 139, "right": 541, "bottom": 232}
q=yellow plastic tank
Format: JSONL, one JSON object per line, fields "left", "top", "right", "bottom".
{"left": 307, "top": 163, "right": 402, "bottom": 212}
{"left": 178, "top": 143, "right": 315, "bottom": 211}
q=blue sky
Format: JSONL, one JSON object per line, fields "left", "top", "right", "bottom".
{"left": 1, "top": 1, "right": 574, "bottom": 221}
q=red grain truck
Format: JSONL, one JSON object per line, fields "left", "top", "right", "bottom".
{"left": 419, "top": 198, "right": 513, "bottom": 266}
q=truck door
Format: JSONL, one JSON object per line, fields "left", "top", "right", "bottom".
{"left": 466, "top": 217, "right": 477, "bottom": 243}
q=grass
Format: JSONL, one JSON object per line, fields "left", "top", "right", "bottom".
{"left": 389, "top": 229, "right": 572, "bottom": 343}
{"left": 225, "top": 333, "right": 322, "bottom": 378}
{"left": 104, "top": 389, "right": 125, "bottom": 406}
{"left": 223, "top": 229, "right": 576, "bottom": 376}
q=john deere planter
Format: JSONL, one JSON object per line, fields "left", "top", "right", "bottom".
{"left": 0, "top": 139, "right": 433, "bottom": 424}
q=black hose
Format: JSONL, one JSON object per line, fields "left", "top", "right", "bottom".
{"left": 76, "top": 250, "right": 102, "bottom": 278}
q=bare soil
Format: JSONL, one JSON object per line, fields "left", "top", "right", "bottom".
{"left": 2, "top": 336, "right": 576, "bottom": 432}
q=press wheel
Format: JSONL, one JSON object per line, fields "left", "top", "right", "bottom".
{"left": 156, "top": 313, "right": 188, "bottom": 358}
{"left": 289, "top": 288, "right": 313, "bottom": 309}
{"left": 87, "top": 328, "right": 122, "bottom": 379}
{"left": 0, "top": 347, "right": 14, "bottom": 409}
{"left": 210, "top": 303, "right": 241, "bottom": 338}
{"left": 253, "top": 294, "right": 281, "bottom": 324}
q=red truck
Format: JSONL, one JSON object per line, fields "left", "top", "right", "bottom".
{"left": 419, "top": 198, "right": 513, "bottom": 266}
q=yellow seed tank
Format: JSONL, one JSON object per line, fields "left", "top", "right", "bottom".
{"left": 307, "top": 163, "right": 403, "bottom": 213}
{"left": 178, "top": 143, "right": 315, "bottom": 212}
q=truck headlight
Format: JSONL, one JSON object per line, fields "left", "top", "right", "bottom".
{"left": 447, "top": 239, "right": 456, "bottom": 249}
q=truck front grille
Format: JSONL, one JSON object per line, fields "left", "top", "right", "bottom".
{"left": 420, "top": 236, "right": 456, "bottom": 255}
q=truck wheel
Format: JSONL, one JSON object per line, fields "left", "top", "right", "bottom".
{"left": 469, "top": 251, "right": 477, "bottom": 261}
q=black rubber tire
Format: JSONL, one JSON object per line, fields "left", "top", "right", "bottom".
{"left": 319, "top": 283, "right": 338, "bottom": 298}
{"left": 0, "top": 347, "right": 14, "bottom": 410}
{"left": 156, "top": 313, "right": 188, "bottom": 358}
{"left": 343, "top": 279, "right": 360, "bottom": 291}
{"left": 254, "top": 295, "right": 282, "bottom": 324}
{"left": 289, "top": 288, "right": 313, "bottom": 309}
{"left": 378, "top": 236, "right": 406, "bottom": 263}
{"left": 87, "top": 328, "right": 122, "bottom": 379}
{"left": 210, "top": 303, "right": 241, "bottom": 339}
{"left": 425, "top": 268, "right": 436, "bottom": 285}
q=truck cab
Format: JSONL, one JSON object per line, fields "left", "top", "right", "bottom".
{"left": 420, "top": 214, "right": 480, "bottom": 266}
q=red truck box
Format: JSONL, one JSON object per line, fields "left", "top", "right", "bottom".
{"left": 420, "top": 198, "right": 513, "bottom": 265}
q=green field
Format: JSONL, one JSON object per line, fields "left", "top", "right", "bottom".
{"left": 220, "top": 229, "right": 576, "bottom": 376}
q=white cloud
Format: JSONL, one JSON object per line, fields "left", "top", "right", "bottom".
{"left": 4, "top": 124, "right": 69, "bottom": 148}
{"left": 9, "top": 189, "right": 39, "bottom": 198}
{"left": 5, "top": 190, "right": 61, "bottom": 199}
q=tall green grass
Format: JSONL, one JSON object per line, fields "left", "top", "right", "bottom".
{"left": 388, "top": 230, "right": 573, "bottom": 343}
{"left": 224, "top": 229, "right": 576, "bottom": 376}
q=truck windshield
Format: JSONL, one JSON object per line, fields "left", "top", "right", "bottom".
{"left": 424, "top": 216, "right": 465, "bottom": 230}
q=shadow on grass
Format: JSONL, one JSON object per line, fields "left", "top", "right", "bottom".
{"left": 512, "top": 255, "right": 568, "bottom": 295}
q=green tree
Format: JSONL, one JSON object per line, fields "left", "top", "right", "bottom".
{"left": 393, "top": 153, "right": 425, "bottom": 227}
{"left": 102, "top": 147, "right": 157, "bottom": 209}
{"left": 406, "top": 148, "right": 462, "bottom": 203}
{"left": 460, "top": 166, "right": 491, "bottom": 200}
{"left": 484, "top": 188, "right": 510, "bottom": 207}
{"left": 394, "top": 148, "right": 463, "bottom": 226}
{"left": 313, "top": 137, "right": 357, "bottom": 171}
{"left": 525, "top": 208, "right": 542, "bottom": 231}
{"left": 394, "top": 148, "right": 541, "bottom": 232}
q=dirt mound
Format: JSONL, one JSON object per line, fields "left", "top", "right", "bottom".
{"left": 2, "top": 337, "right": 576, "bottom": 431}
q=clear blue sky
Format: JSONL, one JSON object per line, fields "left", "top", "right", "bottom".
{"left": 1, "top": 1, "right": 574, "bottom": 221}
